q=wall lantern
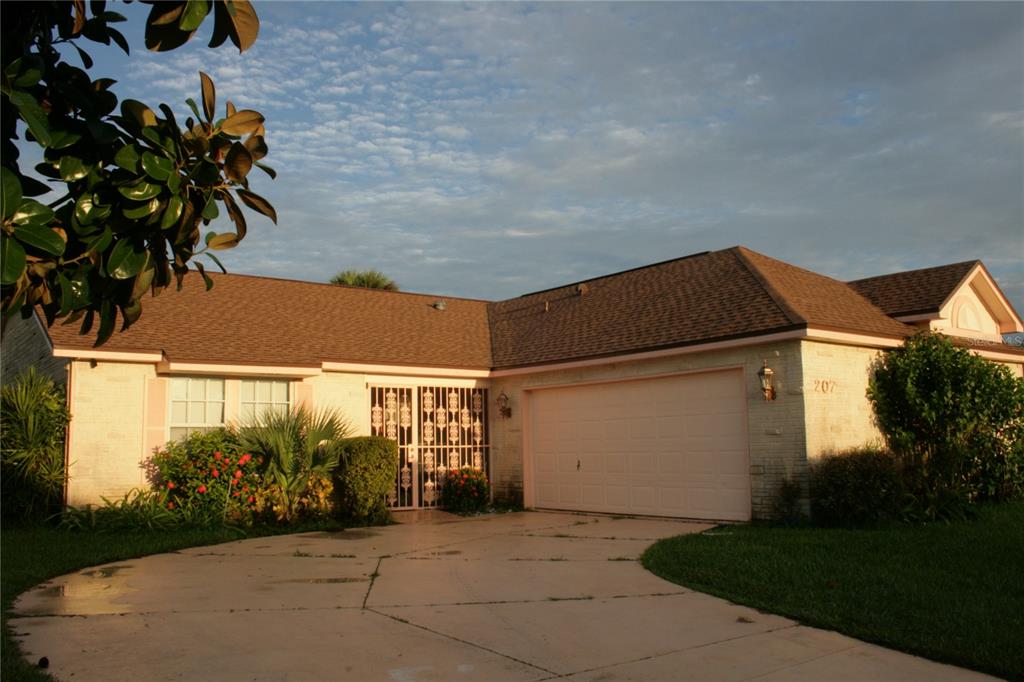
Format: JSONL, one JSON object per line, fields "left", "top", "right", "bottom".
{"left": 758, "top": 360, "right": 776, "bottom": 401}
{"left": 496, "top": 391, "right": 512, "bottom": 418}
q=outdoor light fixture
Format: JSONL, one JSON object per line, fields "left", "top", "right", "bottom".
{"left": 496, "top": 391, "right": 512, "bottom": 418}
{"left": 758, "top": 360, "right": 776, "bottom": 401}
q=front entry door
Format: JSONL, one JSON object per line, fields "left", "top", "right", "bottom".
{"left": 370, "top": 385, "right": 489, "bottom": 509}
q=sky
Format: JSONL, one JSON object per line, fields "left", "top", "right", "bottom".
{"left": 33, "top": 2, "right": 1024, "bottom": 308}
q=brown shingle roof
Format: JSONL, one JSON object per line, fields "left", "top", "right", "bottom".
{"left": 487, "top": 247, "right": 912, "bottom": 369}
{"left": 45, "top": 247, "right": 925, "bottom": 370}
{"left": 847, "top": 261, "right": 978, "bottom": 317}
{"left": 46, "top": 273, "right": 494, "bottom": 369}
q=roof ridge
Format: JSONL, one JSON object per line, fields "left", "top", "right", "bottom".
{"left": 728, "top": 246, "right": 806, "bottom": 326}
{"left": 847, "top": 259, "right": 979, "bottom": 285}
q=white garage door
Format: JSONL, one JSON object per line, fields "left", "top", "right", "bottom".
{"left": 529, "top": 370, "right": 750, "bottom": 521}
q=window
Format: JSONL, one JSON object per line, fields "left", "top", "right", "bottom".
{"left": 240, "top": 379, "right": 290, "bottom": 423}
{"left": 169, "top": 377, "right": 225, "bottom": 441}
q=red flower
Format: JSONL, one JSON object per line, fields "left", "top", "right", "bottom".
{"left": 233, "top": 491, "right": 240, "bottom": 497}
{"left": 197, "top": 485, "right": 207, "bottom": 494}
{"left": 167, "top": 502, "right": 175, "bottom": 510}
{"left": 214, "top": 452, "right": 222, "bottom": 460}
{"left": 167, "top": 481, "right": 175, "bottom": 490}
{"left": 248, "top": 495, "right": 255, "bottom": 503}
{"left": 242, "top": 486, "right": 249, "bottom": 492}
{"left": 234, "top": 470, "right": 243, "bottom": 479}
{"left": 212, "top": 469, "right": 220, "bottom": 478}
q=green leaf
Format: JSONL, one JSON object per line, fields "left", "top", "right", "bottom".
{"left": 254, "top": 162, "right": 276, "bottom": 179}
{"left": 114, "top": 144, "right": 142, "bottom": 173}
{"left": 95, "top": 300, "right": 116, "bottom": 347}
{"left": 185, "top": 97, "right": 204, "bottom": 123}
{"left": 220, "top": 110, "right": 264, "bottom": 136}
{"left": 220, "top": 190, "right": 247, "bottom": 240}
{"left": 108, "top": 239, "right": 148, "bottom": 279}
{"left": 122, "top": 197, "right": 161, "bottom": 219}
{"left": 224, "top": 142, "right": 252, "bottom": 181}
{"left": 141, "top": 152, "right": 174, "bottom": 181}
{"left": 131, "top": 254, "right": 156, "bottom": 300}
{"left": 201, "top": 193, "right": 219, "bottom": 220}
{"left": 12, "top": 199, "right": 55, "bottom": 227}
{"left": 18, "top": 175, "right": 51, "bottom": 198}
{"left": 9, "top": 90, "right": 52, "bottom": 147}
{"left": 59, "top": 155, "right": 90, "bottom": 182}
{"left": 200, "top": 71, "right": 216, "bottom": 123}
{"left": 49, "top": 129, "right": 84, "bottom": 150}
{"left": 1, "top": 167, "right": 22, "bottom": 220}
{"left": 108, "top": 26, "right": 130, "bottom": 55}
{"left": 236, "top": 188, "right": 277, "bottom": 223}
{"left": 71, "top": 42, "right": 94, "bottom": 69}
{"left": 86, "top": 227, "right": 113, "bottom": 254}
{"left": 119, "top": 181, "right": 162, "bottom": 201}
{"left": 145, "top": 3, "right": 196, "bottom": 52}
{"left": 0, "top": 235, "right": 27, "bottom": 285}
{"left": 75, "top": 194, "right": 112, "bottom": 226}
{"left": 121, "top": 100, "right": 158, "bottom": 129}
{"left": 179, "top": 0, "right": 210, "bottom": 32}
{"left": 194, "top": 260, "right": 214, "bottom": 290}
{"left": 204, "top": 251, "right": 227, "bottom": 273}
{"left": 160, "top": 195, "right": 184, "bottom": 229}
{"left": 14, "top": 224, "right": 66, "bottom": 256}
{"left": 167, "top": 172, "right": 182, "bottom": 193}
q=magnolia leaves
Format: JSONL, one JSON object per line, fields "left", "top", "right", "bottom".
{"left": 145, "top": 0, "right": 259, "bottom": 54}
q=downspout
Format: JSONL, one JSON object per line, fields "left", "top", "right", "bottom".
{"left": 62, "top": 360, "right": 73, "bottom": 509}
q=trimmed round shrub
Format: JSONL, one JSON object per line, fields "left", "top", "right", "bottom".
{"left": 440, "top": 466, "right": 490, "bottom": 514}
{"left": 868, "top": 332, "right": 1024, "bottom": 505}
{"left": 810, "top": 447, "right": 904, "bottom": 526}
{"left": 335, "top": 437, "right": 398, "bottom": 524}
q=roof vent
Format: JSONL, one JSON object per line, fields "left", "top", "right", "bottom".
{"left": 432, "top": 300, "right": 447, "bottom": 311}
{"left": 576, "top": 283, "right": 589, "bottom": 296}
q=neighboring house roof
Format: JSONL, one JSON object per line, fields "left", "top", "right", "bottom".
{"left": 487, "top": 246, "right": 911, "bottom": 368}
{"left": 44, "top": 274, "right": 494, "bottom": 369}
{"left": 50, "top": 245, "right": 1023, "bottom": 371}
{"left": 847, "top": 261, "right": 978, "bottom": 317}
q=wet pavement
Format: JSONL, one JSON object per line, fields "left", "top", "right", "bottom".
{"left": 9, "top": 511, "right": 994, "bottom": 681}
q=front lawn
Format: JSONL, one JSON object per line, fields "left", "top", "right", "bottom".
{"left": 1, "top": 522, "right": 344, "bottom": 682}
{"left": 642, "top": 501, "right": 1024, "bottom": 681}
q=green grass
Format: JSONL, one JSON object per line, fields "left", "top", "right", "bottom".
{"left": 642, "top": 501, "right": 1024, "bottom": 680}
{"left": 1, "top": 521, "right": 346, "bottom": 682}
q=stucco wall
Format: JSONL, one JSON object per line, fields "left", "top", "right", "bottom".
{"left": 66, "top": 360, "right": 155, "bottom": 506}
{"left": 800, "top": 340, "right": 884, "bottom": 459}
{"left": 490, "top": 340, "right": 806, "bottom": 519}
{"left": 1, "top": 313, "right": 67, "bottom": 386}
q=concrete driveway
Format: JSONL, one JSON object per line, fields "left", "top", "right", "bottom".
{"left": 11, "top": 511, "right": 991, "bottom": 681}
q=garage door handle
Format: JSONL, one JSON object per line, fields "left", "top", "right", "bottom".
{"left": 577, "top": 459, "right": 581, "bottom": 471}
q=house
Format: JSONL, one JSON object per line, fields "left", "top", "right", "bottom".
{"left": 3, "top": 246, "right": 1022, "bottom": 520}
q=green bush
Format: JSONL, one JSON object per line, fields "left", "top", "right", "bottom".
{"left": 439, "top": 466, "right": 490, "bottom": 514}
{"left": 1, "top": 368, "right": 70, "bottom": 521}
{"left": 59, "top": 489, "right": 179, "bottom": 531}
{"left": 237, "top": 406, "right": 351, "bottom": 523}
{"left": 149, "top": 429, "right": 263, "bottom": 526}
{"left": 810, "top": 447, "right": 904, "bottom": 526}
{"left": 868, "top": 332, "right": 1024, "bottom": 507}
{"left": 334, "top": 437, "right": 397, "bottom": 524}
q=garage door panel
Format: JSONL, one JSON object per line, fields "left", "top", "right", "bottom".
{"left": 529, "top": 369, "right": 750, "bottom": 521}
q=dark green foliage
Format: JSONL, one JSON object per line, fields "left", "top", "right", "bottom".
{"left": 0, "top": 368, "right": 70, "bottom": 521}
{"left": 1, "top": 1, "right": 274, "bottom": 345}
{"left": 334, "top": 437, "right": 398, "bottom": 524}
{"left": 439, "top": 466, "right": 491, "bottom": 514}
{"left": 642, "top": 501, "right": 1024, "bottom": 680}
{"left": 770, "top": 476, "right": 808, "bottom": 525}
{"left": 810, "top": 447, "right": 904, "bottom": 526}
{"left": 868, "top": 333, "right": 1024, "bottom": 512}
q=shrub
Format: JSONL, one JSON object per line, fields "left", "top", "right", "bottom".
{"left": 334, "top": 437, "right": 398, "bottom": 524}
{"left": 150, "top": 429, "right": 263, "bottom": 526}
{"left": 1, "top": 368, "right": 70, "bottom": 521}
{"left": 810, "top": 447, "right": 904, "bottom": 526}
{"left": 771, "top": 477, "right": 807, "bottom": 525}
{"left": 868, "top": 332, "right": 1024, "bottom": 505}
{"left": 440, "top": 466, "right": 490, "bottom": 514}
{"left": 238, "top": 406, "right": 351, "bottom": 523}
{"left": 59, "top": 489, "right": 179, "bottom": 531}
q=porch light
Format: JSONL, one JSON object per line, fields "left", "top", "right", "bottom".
{"left": 758, "top": 360, "right": 776, "bottom": 401}
{"left": 496, "top": 392, "right": 512, "bottom": 418}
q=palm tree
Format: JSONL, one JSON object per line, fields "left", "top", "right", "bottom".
{"left": 329, "top": 269, "right": 398, "bottom": 291}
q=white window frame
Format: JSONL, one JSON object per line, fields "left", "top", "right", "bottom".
{"left": 239, "top": 378, "right": 291, "bottom": 424}
{"left": 168, "top": 377, "right": 226, "bottom": 441}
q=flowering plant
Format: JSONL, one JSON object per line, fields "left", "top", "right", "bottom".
{"left": 439, "top": 466, "right": 490, "bottom": 514}
{"left": 150, "top": 429, "right": 264, "bottom": 525}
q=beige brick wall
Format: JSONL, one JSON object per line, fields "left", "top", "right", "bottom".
{"left": 490, "top": 340, "right": 807, "bottom": 519}
{"left": 1, "top": 313, "right": 67, "bottom": 386}
{"left": 800, "top": 340, "right": 885, "bottom": 459}
{"left": 66, "top": 360, "right": 156, "bottom": 506}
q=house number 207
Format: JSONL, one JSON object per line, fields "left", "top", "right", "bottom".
{"left": 814, "top": 380, "right": 838, "bottom": 394}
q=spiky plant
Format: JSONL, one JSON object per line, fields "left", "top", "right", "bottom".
{"left": 329, "top": 269, "right": 398, "bottom": 291}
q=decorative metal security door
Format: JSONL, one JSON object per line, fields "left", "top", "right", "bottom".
{"left": 370, "top": 385, "right": 489, "bottom": 509}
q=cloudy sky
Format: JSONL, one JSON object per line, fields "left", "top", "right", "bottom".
{"left": 66, "top": 2, "right": 1024, "bottom": 308}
